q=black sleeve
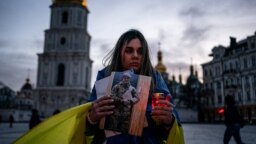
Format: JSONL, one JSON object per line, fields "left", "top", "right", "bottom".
{"left": 156, "top": 115, "right": 175, "bottom": 140}
{"left": 85, "top": 116, "right": 106, "bottom": 144}
{"left": 85, "top": 115, "right": 99, "bottom": 136}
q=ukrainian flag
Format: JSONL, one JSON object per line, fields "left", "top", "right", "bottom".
{"left": 14, "top": 103, "right": 93, "bottom": 144}
{"left": 14, "top": 102, "right": 184, "bottom": 144}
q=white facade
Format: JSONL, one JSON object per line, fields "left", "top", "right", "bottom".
{"left": 34, "top": 1, "right": 92, "bottom": 117}
{"left": 202, "top": 32, "right": 256, "bottom": 122}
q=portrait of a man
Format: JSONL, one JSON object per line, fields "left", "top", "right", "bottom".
{"left": 105, "top": 71, "right": 140, "bottom": 133}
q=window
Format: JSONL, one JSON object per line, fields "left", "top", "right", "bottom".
{"left": 235, "top": 61, "right": 239, "bottom": 69}
{"left": 218, "top": 95, "right": 222, "bottom": 104}
{"left": 254, "top": 89, "right": 256, "bottom": 102}
{"left": 217, "top": 81, "right": 221, "bottom": 89}
{"left": 77, "top": 11, "right": 82, "bottom": 25}
{"left": 215, "top": 66, "right": 218, "bottom": 75}
{"left": 231, "top": 78, "right": 234, "bottom": 85}
{"left": 245, "top": 76, "right": 250, "bottom": 87}
{"left": 60, "top": 37, "right": 66, "bottom": 45}
{"left": 73, "top": 73, "right": 78, "bottom": 85}
{"left": 43, "top": 73, "right": 48, "bottom": 85}
{"left": 211, "top": 96, "right": 215, "bottom": 105}
{"left": 224, "top": 64, "right": 227, "bottom": 71}
{"left": 56, "top": 64, "right": 65, "bottom": 86}
{"left": 238, "top": 92, "right": 242, "bottom": 102}
{"left": 230, "top": 62, "right": 233, "bottom": 70}
{"left": 251, "top": 55, "right": 256, "bottom": 67}
{"left": 61, "top": 11, "right": 68, "bottom": 24}
{"left": 244, "top": 58, "right": 248, "bottom": 68}
{"left": 215, "top": 54, "right": 219, "bottom": 59}
{"left": 204, "top": 70, "right": 208, "bottom": 77}
{"left": 236, "top": 77, "right": 240, "bottom": 85}
{"left": 254, "top": 74, "right": 256, "bottom": 85}
{"left": 251, "top": 42, "right": 255, "bottom": 49}
{"left": 247, "top": 90, "right": 251, "bottom": 101}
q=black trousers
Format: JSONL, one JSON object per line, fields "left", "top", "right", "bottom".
{"left": 223, "top": 124, "right": 244, "bottom": 144}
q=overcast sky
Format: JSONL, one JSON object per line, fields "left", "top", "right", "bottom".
{"left": 0, "top": 0, "right": 256, "bottom": 91}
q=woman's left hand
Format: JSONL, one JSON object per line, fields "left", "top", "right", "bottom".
{"left": 151, "top": 99, "right": 174, "bottom": 125}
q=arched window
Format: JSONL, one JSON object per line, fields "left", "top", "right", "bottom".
{"left": 60, "top": 37, "right": 66, "bottom": 45}
{"left": 56, "top": 64, "right": 65, "bottom": 86}
{"left": 61, "top": 11, "right": 68, "bottom": 24}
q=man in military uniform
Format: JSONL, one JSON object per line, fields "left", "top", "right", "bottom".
{"left": 106, "top": 72, "right": 139, "bottom": 133}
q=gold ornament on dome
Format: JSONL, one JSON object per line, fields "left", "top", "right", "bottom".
{"left": 155, "top": 63, "right": 167, "bottom": 73}
{"left": 52, "top": 0, "right": 87, "bottom": 7}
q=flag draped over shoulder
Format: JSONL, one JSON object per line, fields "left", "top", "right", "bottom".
{"left": 14, "top": 102, "right": 184, "bottom": 144}
{"left": 14, "top": 102, "right": 93, "bottom": 144}
{"left": 166, "top": 119, "right": 185, "bottom": 144}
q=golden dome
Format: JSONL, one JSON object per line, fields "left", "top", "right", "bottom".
{"left": 155, "top": 50, "right": 167, "bottom": 73}
{"left": 155, "top": 62, "right": 167, "bottom": 73}
{"left": 52, "top": 0, "right": 87, "bottom": 7}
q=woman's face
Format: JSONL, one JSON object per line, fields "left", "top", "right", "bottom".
{"left": 121, "top": 38, "right": 142, "bottom": 71}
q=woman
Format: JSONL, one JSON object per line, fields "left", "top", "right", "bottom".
{"left": 86, "top": 29, "right": 183, "bottom": 144}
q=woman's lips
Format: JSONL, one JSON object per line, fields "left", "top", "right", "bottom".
{"left": 129, "top": 62, "right": 140, "bottom": 67}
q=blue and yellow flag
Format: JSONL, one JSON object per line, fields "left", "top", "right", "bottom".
{"left": 14, "top": 102, "right": 184, "bottom": 144}
{"left": 14, "top": 103, "right": 93, "bottom": 144}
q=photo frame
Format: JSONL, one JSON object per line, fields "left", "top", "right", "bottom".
{"left": 95, "top": 71, "right": 151, "bottom": 136}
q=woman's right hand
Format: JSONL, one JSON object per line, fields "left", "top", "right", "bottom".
{"left": 88, "top": 96, "right": 115, "bottom": 123}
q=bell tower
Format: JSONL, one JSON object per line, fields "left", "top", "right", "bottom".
{"left": 34, "top": 0, "right": 92, "bottom": 116}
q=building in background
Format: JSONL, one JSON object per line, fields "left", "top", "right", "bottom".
{"left": 202, "top": 31, "right": 256, "bottom": 123}
{"left": 0, "top": 81, "right": 16, "bottom": 121}
{"left": 155, "top": 44, "right": 202, "bottom": 122}
{"left": 33, "top": 0, "right": 92, "bottom": 117}
{"left": 0, "top": 81, "right": 16, "bottom": 109}
{"left": 13, "top": 78, "right": 34, "bottom": 122}
{"left": 155, "top": 43, "right": 169, "bottom": 84}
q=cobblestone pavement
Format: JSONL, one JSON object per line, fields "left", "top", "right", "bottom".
{"left": 0, "top": 123, "right": 255, "bottom": 144}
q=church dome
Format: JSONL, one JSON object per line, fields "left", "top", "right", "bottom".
{"left": 21, "top": 78, "right": 33, "bottom": 91}
{"left": 186, "top": 75, "right": 198, "bottom": 85}
{"left": 155, "top": 62, "right": 167, "bottom": 73}
{"left": 52, "top": 0, "right": 87, "bottom": 7}
{"left": 155, "top": 50, "right": 167, "bottom": 73}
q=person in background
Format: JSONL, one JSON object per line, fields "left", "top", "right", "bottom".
{"left": 223, "top": 94, "right": 244, "bottom": 144}
{"left": 86, "top": 29, "right": 183, "bottom": 144}
{"left": 52, "top": 109, "right": 61, "bottom": 115}
{"left": 9, "top": 114, "right": 14, "bottom": 128}
{"left": 29, "top": 109, "right": 41, "bottom": 129}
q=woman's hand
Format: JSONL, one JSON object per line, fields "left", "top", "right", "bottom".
{"left": 151, "top": 99, "right": 174, "bottom": 125}
{"left": 88, "top": 96, "right": 115, "bottom": 123}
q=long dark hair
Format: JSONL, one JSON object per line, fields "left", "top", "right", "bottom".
{"left": 103, "top": 29, "right": 154, "bottom": 77}
{"left": 103, "top": 29, "right": 155, "bottom": 90}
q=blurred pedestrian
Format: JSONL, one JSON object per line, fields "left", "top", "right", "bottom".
{"left": 29, "top": 109, "right": 41, "bottom": 129}
{"left": 223, "top": 94, "right": 244, "bottom": 144}
{"left": 9, "top": 114, "right": 14, "bottom": 128}
{"left": 53, "top": 109, "right": 61, "bottom": 115}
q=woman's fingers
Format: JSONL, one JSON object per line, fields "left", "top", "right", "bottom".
{"left": 94, "top": 96, "right": 113, "bottom": 105}
{"left": 152, "top": 99, "right": 174, "bottom": 125}
{"left": 96, "top": 105, "right": 115, "bottom": 113}
{"left": 89, "top": 96, "right": 115, "bottom": 122}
